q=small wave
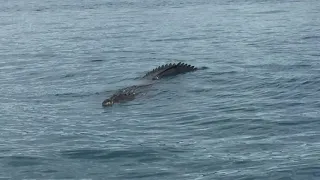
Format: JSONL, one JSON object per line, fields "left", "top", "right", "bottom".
{"left": 91, "top": 59, "right": 104, "bottom": 62}
{"left": 117, "top": 171, "right": 175, "bottom": 179}
{"left": 62, "top": 73, "right": 75, "bottom": 78}
{"left": 60, "top": 148, "right": 162, "bottom": 161}
{"left": 54, "top": 91, "right": 100, "bottom": 98}
{"left": 310, "top": 53, "right": 320, "bottom": 57}
{"left": 2, "top": 155, "right": 49, "bottom": 167}
{"left": 150, "top": 36, "right": 202, "bottom": 42}
{"left": 302, "top": 35, "right": 320, "bottom": 40}
{"left": 254, "top": 10, "right": 287, "bottom": 14}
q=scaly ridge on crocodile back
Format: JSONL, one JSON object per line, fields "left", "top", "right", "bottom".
{"left": 102, "top": 62, "right": 207, "bottom": 107}
{"left": 142, "top": 62, "right": 197, "bottom": 80}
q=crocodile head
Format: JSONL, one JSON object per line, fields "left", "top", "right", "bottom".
{"left": 102, "top": 98, "right": 114, "bottom": 106}
{"left": 102, "top": 92, "right": 136, "bottom": 107}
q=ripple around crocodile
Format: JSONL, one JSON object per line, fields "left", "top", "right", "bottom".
{"left": 102, "top": 62, "right": 208, "bottom": 107}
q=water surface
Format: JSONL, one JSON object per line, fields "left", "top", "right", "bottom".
{"left": 0, "top": 0, "right": 319, "bottom": 179}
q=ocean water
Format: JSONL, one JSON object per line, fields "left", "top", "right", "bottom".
{"left": 1, "top": 0, "right": 320, "bottom": 179}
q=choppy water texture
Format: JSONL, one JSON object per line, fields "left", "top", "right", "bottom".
{"left": 1, "top": 0, "right": 320, "bottom": 179}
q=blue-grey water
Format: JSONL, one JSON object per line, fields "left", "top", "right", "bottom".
{"left": 1, "top": 0, "right": 320, "bottom": 179}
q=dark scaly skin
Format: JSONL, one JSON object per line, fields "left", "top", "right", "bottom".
{"left": 102, "top": 84, "right": 152, "bottom": 106}
{"left": 142, "top": 62, "right": 198, "bottom": 80}
{"left": 102, "top": 62, "right": 207, "bottom": 107}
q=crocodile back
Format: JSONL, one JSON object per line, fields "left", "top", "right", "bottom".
{"left": 142, "top": 62, "right": 197, "bottom": 80}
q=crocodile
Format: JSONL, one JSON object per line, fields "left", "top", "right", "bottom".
{"left": 102, "top": 62, "right": 207, "bottom": 107}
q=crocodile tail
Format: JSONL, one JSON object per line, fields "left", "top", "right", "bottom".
{"left": 142, "top": 63, "right": 176, "bottom": 79}
{"left": 142, "top": 62, "right": 198, "bottom": 80}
